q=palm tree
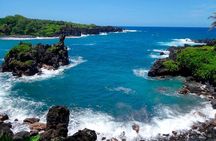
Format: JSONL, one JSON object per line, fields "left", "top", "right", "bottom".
{"left": 209, "top": 12, "right": 216, "bottom": 29}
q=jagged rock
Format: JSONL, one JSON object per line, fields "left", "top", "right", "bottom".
{"left": 13, "top": 131, "right": 30, "bottom": 141}
{"left": 0, "top": 114, "right": 9, "bottom": 122}
{"left": 148, "top": 59, "right": 169, "bottom": 77}
{"left": 1, "top": 35, "right": 69, "bottom": 77}
{"left": 0, "top": 122, "right": 13, "bottom": 141}
{"left": 132, "top": 124, "right": 140, "bottom": 133}
{"left": 46, "top": 106, "right": 70, "bottom": 130}
{"left": 179, "top": 86, "right": 190, "bottom": 95}
{"left": 23, "top": 117, "right": 40, "bottom": 124}
{"left": 65, "top": 128, "right": 97, "bottom": 141}
{"left": 40, "top": 106, "right": 70, "bottom": 141}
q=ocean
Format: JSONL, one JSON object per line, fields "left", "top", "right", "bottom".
{"left": 0, "top": 27, "right": 216, "bottom": 140}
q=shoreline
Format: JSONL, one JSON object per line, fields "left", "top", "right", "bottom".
{"left": 0, "top": 30, "right": 139, "bottom": 40}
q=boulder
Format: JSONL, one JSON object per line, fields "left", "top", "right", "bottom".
{"left": 23, "top": 117, "right": 40, "bottom": 124}
{"left": 30, "top": 122, "right": 46, "bottom": 131}
{"left": 0, "top": 114, "right": 9, "bottom": 122}
{"left": 0, "top": 122, "right": 13, "bottom": 141}
{"left": 13, "top": 131, "right": 30, "bottom": 141}
{"left": 40, "top": 106, "right": 70, "bottom": 141}
{"left": 46, "top": 106, "right": 70, "bottom": 130}
{"left": 65, "top": 128, "right": 97, "bottom": 141}
{"left": 132, "top": 124, "right": 140, "bottom": 133}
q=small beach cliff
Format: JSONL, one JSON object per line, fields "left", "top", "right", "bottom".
{"left": 1, "top": 35, "right": 69, "bottom": 77}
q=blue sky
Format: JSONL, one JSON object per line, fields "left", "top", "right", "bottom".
{"left": 0, "top": 0, "right": 216, "bottom": 27}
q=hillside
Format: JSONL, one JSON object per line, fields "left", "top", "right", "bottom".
{"left": 0, "top": 15, "right": 123, "bottom": 37}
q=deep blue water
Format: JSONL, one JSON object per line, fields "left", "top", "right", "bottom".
{"left": 0, "top": 27, "right": 216, "bottom": 140}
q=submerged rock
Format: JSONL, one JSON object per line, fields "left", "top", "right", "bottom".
{"left": 65, "top": 128, "right": 97, "bottom": 141}
{"left": 1, "top": 35, "right": 69, "bottom": 77}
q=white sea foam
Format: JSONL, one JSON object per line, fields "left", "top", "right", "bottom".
{"left": 149, "top": 54, "right": 169, "bottom": 59}
{"left": 153, "top": 49, "right": 170, "bottom": 55}
{"left": 123, "top": 30, "right": 140, "bottom": 33}
{"left": 106, "top": 86, "right": 135, "bottom": 95}
{"left": 0, "top": 73, "right": 46, "bottom": 133}
{"left": 67, "top": 102, "right": 216, "bottom": 141}
{"left": 17, "top": 56, "right": 86, "bottom": 82}
{"left": 158, "top": 38, "right": 206, "bottom": 47}
{"left": 133, "top": 68, "right": 149, "bottom": 79}
{"left": 99, "top": 32, "right": 108, "bottom": 36}
{"left": 0, "top": 35, "right": 90, "bottom": 40}
{"left": 1, "top": 71, "right": 216, "bottom": 140}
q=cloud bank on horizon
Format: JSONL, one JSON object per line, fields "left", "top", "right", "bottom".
{"left": 0, "top": 0, "right": 216, "bottom": 27}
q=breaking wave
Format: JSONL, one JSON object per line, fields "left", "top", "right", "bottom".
{"left": 133, "top": 69, "right": 149, "bottom": 79}
{"left": 67, "top": 102, "right": 216, "bottom": 140}
{"left": 158, "top": 38, "right": 206, "bottom": 47}
{"left": 17, "top": 56, "right": 87, "bottom": 82}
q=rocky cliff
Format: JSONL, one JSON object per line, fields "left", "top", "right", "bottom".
{"left": 1, "top": 35, "right": 69, "bottom": 77}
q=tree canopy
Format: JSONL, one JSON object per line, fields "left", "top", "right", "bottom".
{"left": 0, "top": 15, "right": 98, "bottom": 37}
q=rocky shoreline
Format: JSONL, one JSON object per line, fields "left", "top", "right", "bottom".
{"left": 1, "top": 35, "right": 69, "bottom": 77}
{"left": 148, "top": 39, "right": 216, "bottom": 141}
{"left": 0, "top": 106, "right": 97, "bottom": 141}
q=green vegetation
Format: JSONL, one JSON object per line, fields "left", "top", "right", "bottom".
{"left": 29, "top": 135, "right": 40, "bottom": 141}
{"left": 0, "top": 135, "right": 13, "bottom": 141}
{"left": 9, "top": 60, "right": 34, "bottom": 68}
{"left": 177, "top": 46, "right": 216, "bottom": 82}
{"left": 0, "top": 15, "right": 97, "bottom": 36}
{"left": 163, "top": 60, "right": 179, "bottom": 72}
{"left": 0, "top": 133, "right": 40, "bottom": 141}
{"left": 163, "top": 46, "right": 216, "bottom": 84}
{"left": 47, "top": 46, "right": 59, "bottom": 52}
{"left": 6, "top": 42, "right": 32, "bottom": 58}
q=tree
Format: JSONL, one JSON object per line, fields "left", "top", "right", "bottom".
{"left": 209, "top": 12, "right": 216, "bottom": 29}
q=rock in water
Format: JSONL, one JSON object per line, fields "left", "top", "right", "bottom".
{"left": 40, "top": 106, "right": 70, "bottom": 141}
{"left": 0, "top": 114, "right": 9, "bottom": 122}
{"left": 46, "top": 106, "right": 70, "bottom": 130}
{"left": 23, "top": 117, "right": 40, "bottom": 124}
{"left": 1, "top": 35, "right": 69, "bottom": 77}
{"left": 65, "top": 128, "right": 97, "bottom": 141}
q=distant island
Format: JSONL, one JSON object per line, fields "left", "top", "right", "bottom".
{"left": 0, "top": 15, "right": 123, "bottom": 37}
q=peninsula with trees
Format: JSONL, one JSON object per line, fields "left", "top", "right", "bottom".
{"left": 0, "top": 15, "right": 123, "bottom": 37}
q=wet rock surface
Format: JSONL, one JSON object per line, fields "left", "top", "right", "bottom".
{"left": 65, "top": 128, "right": 97, "bottom": 141}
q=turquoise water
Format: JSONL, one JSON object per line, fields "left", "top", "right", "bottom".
{"left": 0, "top": 27, "right": 216, "bottom": 140}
